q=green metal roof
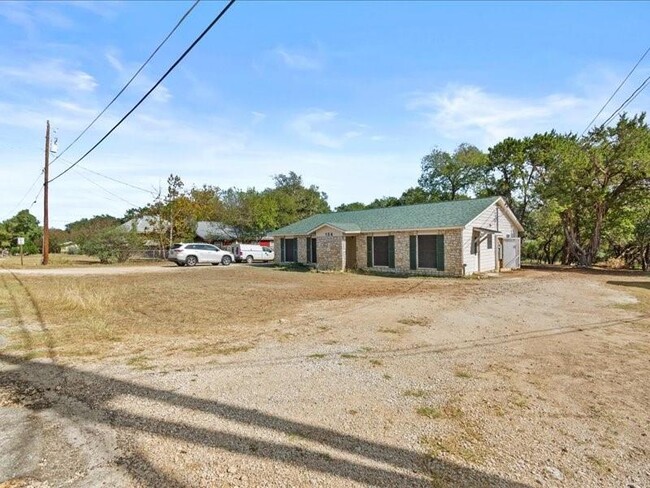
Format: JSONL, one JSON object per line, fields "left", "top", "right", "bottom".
{"left": 272, "top": 197, "right": 501, "bottom": 236}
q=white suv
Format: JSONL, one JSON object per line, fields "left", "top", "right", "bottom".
{"left": 168, "top": 243, "right": 234, "bottom": 267}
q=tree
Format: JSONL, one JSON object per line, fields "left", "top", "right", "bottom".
{"left": 66, "top": 214, "right": 121, "bottom": 249}
{"left": 82, "top": 227, "right": 143, "bottom": 263}
{"left": 419, "top": 143, "right": 486, "bottom": 201}
{"left": 270, "top": 172, "right": 330, "bottom": 227}
{"left": 1, "top": 210, "right": 42, "bottom": 253}
{"left": 539, "top": 114, "right": 650, "bottom": 266}
{"left": 335, "top": 202, "right": 367, "bottom": 212}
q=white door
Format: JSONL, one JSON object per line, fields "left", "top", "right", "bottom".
{"left": 502, "top": 238, "right": 520, "bottom": 269}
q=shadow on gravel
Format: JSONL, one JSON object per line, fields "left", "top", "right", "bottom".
{"left": 0, "top": 353, "right": 532, "bottom": 488}
{"left": 523, "top": 264, "right": 650, "bottom": 277}
{"left": 607, "top": 280, "right": 650, "bottom": 290}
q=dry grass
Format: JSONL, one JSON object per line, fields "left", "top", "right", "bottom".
{"left": 2, "top": 265, "right": 457, "bottom": 361}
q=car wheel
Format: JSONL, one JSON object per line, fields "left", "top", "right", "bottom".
{"left": 211, "top": 262, "right": 219, "bottom": 266}
{"left": 245, "top": 255, "right": 254, "bottom": 264}
{"left": 185, "top": 255, "right": 198, "bottom": 267}
{"left": 221, "top": 255, "right": 232, "bottom": 266}
{"left": 175, "top": 262, "right": 185, "bottom": 267}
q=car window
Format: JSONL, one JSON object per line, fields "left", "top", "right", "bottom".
{"left": 263, "top": 247, "right": 272, "bottom": 252}
{"left": 204, "top": 245, "right": 218, "bottom": 251}
{"left": 186, "top": 244, "right": 198, "bottom": 250}
{"left": 172, "top": 243, "right": 183, "bottom": 249}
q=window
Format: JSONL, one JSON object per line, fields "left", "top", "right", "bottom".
{"left": 373, "top": 236, "right": 389, "bottom": 267}
{"left": 306, "top": 237, "right": 317, "bottom": 263}
{"left": 471, "top": 230, "right": 480, "bottom": 255}
{"left": 417, "top": 235, "right": 437, "bottom": 268}
{"left": 487, "top": 234, "right": 493, "bottom": 249}
{"left": 263, "top": 247, "right": 272, "bottom": 253}
{"left": 284, "top": 238, "right": 297, "bottom": 262}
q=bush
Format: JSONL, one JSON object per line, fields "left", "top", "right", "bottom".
{"left": 82, "top": 228, "right": 143, "bottom": 264}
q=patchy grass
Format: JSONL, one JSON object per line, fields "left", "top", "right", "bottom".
{"left": 340, "top": 353, "right": 358, "bottom": 359}
{"left": 378, "top": 327, "right": 402, "bottom": 334}
{"left": 369, "top": 359, "right": 383, "bottom": 367}
{"left": 5, "top": 265, "right": 441, "bottom": 360}
{"left": 403, "top": 389, "right": 427, "bottom": 398}
{"left": 416, "top": 401, "right": 464, "bottom": 420}
{"left": 126, "top": 355, "right": 153, "bottom": 370}
{"left": 454, "top": 368, "right": 473, "bottom": 379}
{"left": 307, "top": 353, "right": 327, "bottom": 359}
{"left": 184, "top": 343, "right": 252, "bottom": 357}
{"left": 397, "top": 316, "right": 429, "bottom": 327}
{"left": 416, "top": 406, "right": 442, "bottom": 419}
{"left": 586, "top": 454, "right": 613, "bottom": 475}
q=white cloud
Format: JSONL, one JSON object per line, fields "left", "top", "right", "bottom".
{"left": 274, "top": 47, "right": 322, "bottom": 71}
{"left": 288, "top": 110, "right": 363, "bottom": 148}
{"left": 0, "top": 2, "right": 74, "bottom": 33}
{"left": 103, "top": 49, "right": 171, "bottom": 103}
{"left": 251, "top": 111, "right": 266, "bottom": 125}
{"left": 0, "top": 59, "right": 97, "bottom": 92}
{"left": 407, "top": 85, "right": 593, "bottom": 147}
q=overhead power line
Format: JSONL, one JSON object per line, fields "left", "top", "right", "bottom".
{"left": 50, "top": 0, "right": 201, "bottom": 166}
{"left": 600, "top": 74, "right": 650, "bottom": 128}
{"left": 76, "top": 165, "right": 157, "bottom": 195}
{"left": 73, "top": 168, "right": 141, "bottom": 207}
{"left": 49, "top": 0, "right": 236, "bottom": 184}
{"left": 581, "top": 46, "right": 650, "bottom": 136}
{"left": 1, "top": 172, "right": 43, "bottom": 220}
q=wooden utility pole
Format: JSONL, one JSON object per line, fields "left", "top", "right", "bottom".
{"left": 42, "top": 120, "right": 50, "bottom": 265}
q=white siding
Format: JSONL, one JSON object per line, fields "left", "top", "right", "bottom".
{"left": 462, "top": 202, "right": 520, "bottom": 275}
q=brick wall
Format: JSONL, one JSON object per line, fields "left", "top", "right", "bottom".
{"left": 357, "top": 229, "right": 464, "bottom": 277}
{"left": 316, "top": 235, "right": 345, "bottom": 271}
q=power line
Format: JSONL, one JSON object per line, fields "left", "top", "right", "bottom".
{"left": 76, "top": 165, "right": 157, "bottom": 195}
{"left": 581, "top": 46, "right": 650, "bottom": 136}
{"left": 600, "top": 74, "right": 650, "bottom": 128}
{"left": 73, "top": 168, "right": 142, "bottom": 207}
{"left": 1, "top": 172, "right": 43, "bottom": 220}
{"left": 50, "top": 0, "right": 201, "bottom": 166}
{"left": 49, "top": 0, "right": 236, "bottom": 184}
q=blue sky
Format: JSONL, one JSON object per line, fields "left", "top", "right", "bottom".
{"left": 0, "top": 1, "right": 648, "bottom": 227}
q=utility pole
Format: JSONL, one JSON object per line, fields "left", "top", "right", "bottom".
{"left": 42, "top": 120, "right": 50, "bottom": 265}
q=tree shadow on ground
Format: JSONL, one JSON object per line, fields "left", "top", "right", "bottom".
{"left": 0, "top": 353, "right": 532, "bottom": 488}
{"left": 523, "top": 264, "right": 650, "bottom": 277}
{"left": 606, "top": 280, "right": 650, "bottom": 291}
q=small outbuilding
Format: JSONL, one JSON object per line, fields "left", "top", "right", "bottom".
{"left": 271, "top": 196, "right": 523, "bottom": 276}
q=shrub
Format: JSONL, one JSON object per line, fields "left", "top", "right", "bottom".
{"left": 82, "top": 228, "right": 143, "bottom": 263}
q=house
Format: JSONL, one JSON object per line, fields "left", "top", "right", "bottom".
{"left": 271, "top": 196, "right": 523, "bottom": 276}
{"left": 60, "top": 241, "right": 80, "bottom": 254}
{"left": 120, "top": 216, "right": 169, "bottom": 234}
{"left": 195, "top": 221, "right": 238, "bottom": 247}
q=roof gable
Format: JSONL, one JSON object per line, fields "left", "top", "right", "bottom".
{"left": 272, "top": 197, "right": 507, "bottom": 236}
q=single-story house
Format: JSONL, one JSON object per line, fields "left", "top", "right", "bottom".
{"left": 271, "top": 196, "right": 523, "bottom": 276}
{"left": 120, "top": 216, "right": 169, "bottom": 234}
{"left": 195, "top": 221, "right": 238, "bottom": 247}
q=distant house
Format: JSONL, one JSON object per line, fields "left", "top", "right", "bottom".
{"left": 194, "top": 221, "right": 238, "bottom": 247}
{"left": 120, "top": 217, "right": 169, "bottom": 234}
{"left": 271, "top": 197, "right": 523, "bottom": 276}
{"left": 60, "top": 241, "right": 80, "bottom": 254}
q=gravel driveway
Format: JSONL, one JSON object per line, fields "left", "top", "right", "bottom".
{"left": 1, "top": 268, "right": 648, "bottom": 487}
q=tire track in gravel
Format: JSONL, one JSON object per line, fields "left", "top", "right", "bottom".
{"left": 0, "top": 268, "right": 56, "bottom": 361}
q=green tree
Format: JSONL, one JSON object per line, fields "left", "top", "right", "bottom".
{"left": 82, "top": 227, "right": 143, "bottom": 263}
{"left": 1, "top": 210, "right": 42, "bottom": 253}
{"left": 335, "top": 202, "right": 367, "bottom": 212}
{"left": 419, "top": 143, "right": 486, "bottom": 201}
{"left": 540, "top": 114, "right": 650, "bottom": 266}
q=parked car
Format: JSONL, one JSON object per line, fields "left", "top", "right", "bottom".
{"left": 168, "top": 243, "right": 234, "bottom": 267}
{"left": 233, "top": 244, "right": 274, "bottom": 263}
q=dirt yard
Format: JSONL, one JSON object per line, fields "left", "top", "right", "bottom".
{"left": 0, "top": 264, "right": 648, "bottom": 487}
